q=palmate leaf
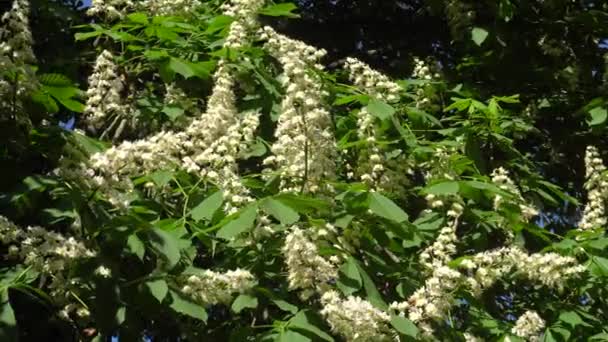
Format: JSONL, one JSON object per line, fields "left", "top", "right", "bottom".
{"left": 169, "top": 290, "right": 208, "bottom": 322}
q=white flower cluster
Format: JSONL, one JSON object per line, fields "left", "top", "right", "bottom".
{"left": 578, "top": 146, "right": 608, "bottom": 231}
{"left": 344, "top": 57, "right": 401, "bottom": 102}
{"left": 422, "top": 145, "right": 460, "bottom": 184}
{"left": 412, "top": 58, "right": 440, "bottom": 81}
{"left": 180, "top": 268, "right": 256, "bottom": 305}
{"left": 87, "top": 0, "right": 203, "bottom": 19}
{"left": 80, "top": 0, "right": 262, "bottom": 211}
{"left": 458, "top": 248, "right": 511, "bottom": 296}
{"left": 459, "top": 247, "right": 585, "bottom": 295}
{"left": 87, "top": 0, "right": 134, "bottom": 18}
{"left": 511, "top": 310, "right": 545, "bottom": 342}
{"left": 83, "top": 50, "right": 125, "bottom": 130}
{"left": 282, "top": 227, "right": 338, "bottom": 299}
{"left": 221, "top": 0, "right": 266, "bottom": 49}
{"left": 491, "top": 167, "right": 538, "bottom": 222}
{"left": 261, "top": 26, "right": 337, "bottom": 193}
{"left": 321, "top": 290, "right": 395, "bottom": 342}
{"left": 509, "top": 249, "right": 586, "bottom": 291}
{"left": 390, "top": 265, "right": 462, "bottom": 336}
{"left": 0, "top": 216, "right": 95, "bottom": 319}
{"left": 419, "top": 202, "right": 464, "bottom": 270}
{"left": 0, "top": 0, "right": 37, "bottom": 111}
{"left": 141, "top": 0, "right": 203, "bottom": 16}
{"left": 411, "top": 58, "right": 440, "bottom": 111}
{"left": 391, "top": 246, "right": 584, "bottom": 336}
{"left": 345, "top": 60, "right": 411, "bottom": 195}
{"left": 0, "top": 0, "right": 35, "bottom": 66}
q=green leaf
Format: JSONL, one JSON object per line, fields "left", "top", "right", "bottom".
{"left": 31, "top": 91, "right": 59, "bottom": 113}
{"left": 261, "top": 198, "right": 300, "bottom": 225}
{"left": 390, "top": 315, "right": 418, "bottom": 338}
{"left": 337, "top": 257, "right": 362, "bottom": 295}
{"left": 588, "top": 107, "right": 607, "bottom": 126}
{"left": 353, "top": 261, "right": 387, "bottom": 309}
{"left": 38, "top": 73, "right": 72, "bottom": 86}
{"left": 406, "top": 107, "right": 442, "bottom": 127}
{"left": 273, "top": 194, "right": 330, "bottom": 213}
{"left": 149, "top": 170, "right": 173, "bottom": 187}
{"left": 423, "top": 181, "right": 460, "bottom": 195}
{"left": 127, "top": 234, "right": 145, "bottom": 260}
{"left": 162, "top": 106, "right": 184, "bottom": 121}
{"left": 144, "top": 49, "right": 170, "bottom": 61}
{"left": 74, "top": 29, "right": 103, "bottom": 41}
{"left": 259, "top": 3, "right": 300, "bottom": 18}
{"left": 471, "top": 27, "right": 489, "bottom": 46}
{"left": 368, "top": 192, "right": 409, "bottom": 223}
{"left": 367, "top": 99, "right": 396, "bottom": 120}
{"left": 168, "top": 58, "right": 196, "bottom": 79}
{"left": 559, "top": 311, "right": 589, "bottom": 328}
{"left": 127, "top": 12, "right": 148, "bottom": 24}
{"left": 289, "top": 311, "right": 334, "bottom": 342}
{"left": 231, "top": 294, "right": 258, "bottom": 313}
{"left": 271, "top": 299, "right": 299, "bottom": 314}
{"left": 189, "top": 61, "right": 216, "bottom": 79}
{"left": 217, "top": 204, "right": 258, "bottom": 240}
{"left": 278, "top": 330, "right": 311, "bottom": 342}
{"left": 590, "top": 332, "right": 608, "bottom": 340}
{"left": 55, "top": 97, "right": 85, "bottom": 113}
{"left": 191, "top": 191, "right": 224, "bottom": 222}
{"left": 146, "top": 279, "right": 168, "bottom": 303}
{"left": 205, "top": 15, "right": 234, "bottom": 34}
{"left": 170, "top": 290, "right": 208, "bottom": 322}
{"left": 0, "top": 290, "right": 16, "bottom": 341}
{"left": 589, "top": 256, "right": 608, "bottom": 277}
{"left": 149, "top": 228, "right": 181, "bottom": 268}
{"left": 71, "top": 131, "right": 108, "bottom": 154}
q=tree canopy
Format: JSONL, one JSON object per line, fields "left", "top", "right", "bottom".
{"left": 1, "top": 0, "right": 608, "bottom": 341}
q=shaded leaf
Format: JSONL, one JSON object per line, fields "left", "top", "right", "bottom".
{"left": 261, "top": 198, "right": 300, "bottom": 225}
{"left": 217, "top": 204, "right": 258, "bottom": 240}
{"left": 170, "top": 290, "right": 208, "bottom": 322}
{"left": 191, "top": 191, "right": 224, "bottom": 222}
{"left": 367, "top": 99, "right": 396, "bottom": 120}
{"left": 259, "top": 3, "right": 300, "bottom": 18}
{"left": 231, "top": 294, "right": 258, "bottom": 313}
{"left": 472, "top": 27, "right": 489, "bottom": 46}
{"left": 368, "top": 192, "right": 409, "bottom": 223}
{"left": 146, "top": 279, "right": 168, "bottom": 303}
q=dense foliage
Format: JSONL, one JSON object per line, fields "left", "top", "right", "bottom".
{"left": 2, "top": 0, "right": 608, "bottom": 341}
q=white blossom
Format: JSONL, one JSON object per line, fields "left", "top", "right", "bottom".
{"left": 390, "top": 265, "right": 461, "bottom": 336}
{"left": 83, "top": 50, "right": 125, "bottom": 130}
{"left": 491, "top": 167, "right": 538, "bottom": 222}
{"left": 87, "top": 0, "right": 204, "bottom": 18}
{"left": 76, "top": 0, "right": 263, "bottom": 210}
{"left": 261, "top": 26, "right": 337, "bottom": 193}
{"left": 0, "top": 216, "right": 95, "bottom": 320}
{"left": 179, "top": 268, "right": 255, "bottom": 305}
{"left": 419, "top": 202, "right": 464, "bottom": 270}
{"left": 391, "top": 246, "right": 584, "bottom": 336}
{"left": 578, "top": 146, "right": 608, "bottom": 231}
{"left": 411, "top": 57, "right": 440, "bottom": 110}
{"left": 94, "top": 265, "right": 112, "bottom": 278}
{"left": 511, "top": 310, "right": 545, "bottom": 342}
{"left": 282, "top": 227, "right": 338, "bottom": 298}
{"left": 0, "top": 0, "right": 37, "bottom": 114}
{"left": 344, "top": 57, "right": 400, "bottom": 102}
{"left": 321, "top": 290, "right": 396, "bottom": 342}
